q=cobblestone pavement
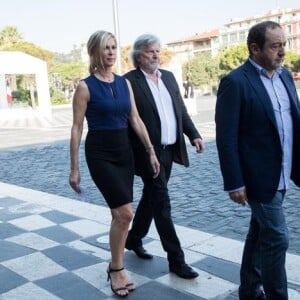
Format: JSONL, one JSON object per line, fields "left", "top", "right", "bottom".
{"left": 0, "top": 102, "right": 299, "bottom": 257}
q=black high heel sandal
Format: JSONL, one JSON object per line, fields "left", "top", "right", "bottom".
{"left": 107, "top": 263, "right": 129, "bottom": 298}
{"left": 125, "top": 282, "right": 135, "bottom": 292}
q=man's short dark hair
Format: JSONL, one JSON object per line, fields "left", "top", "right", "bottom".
{"left": 247, "top": 21, "right": 282, "bottom": 53}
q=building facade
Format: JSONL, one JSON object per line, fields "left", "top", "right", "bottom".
{"left": 167, "top": 7, "right": 300, "bottom": 61}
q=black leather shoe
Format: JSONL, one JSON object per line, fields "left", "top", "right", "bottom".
{"left": 125, "top": 242, "right": 153, "bottom": 259}
{"left": 169, "top": 263, "right": 199, "bottom": 279}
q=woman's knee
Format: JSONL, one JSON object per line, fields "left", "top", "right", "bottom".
{"left": 112, "top": 204, "right": 133, "bottom": 226}
{"left": 122, "top": 209, "right": 134, "bottom": 224}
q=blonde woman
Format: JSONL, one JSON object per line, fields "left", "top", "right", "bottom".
{"left": 69, "top": 30, "right": 159, "bottom": 298}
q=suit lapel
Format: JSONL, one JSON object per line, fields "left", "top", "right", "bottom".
{"left": 160, "top": 71, "right": 172, "bottom": 94}
{"left": 243, "top": 61, "right": 277, "bottom": 129}
{"left": 160, "top": 71, "right": 181, "bottom": 120}
{"left": 135, "top": 69, "right": 159, "bottom": 115}
{"left": 280, "top": 71, "right": 298, "bottom": 108}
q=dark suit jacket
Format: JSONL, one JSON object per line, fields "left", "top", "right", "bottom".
{"left": 125, "top": 68, "right": 201, "bottom": 176}
{"left": 215, "top": 59, "right": 300, "bottom": 202}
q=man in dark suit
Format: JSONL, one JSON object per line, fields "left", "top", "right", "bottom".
{"left": 124, "top": 34, "right": 205, "bottom": 279}
{"left": 215, "top": 21, "right": 300, "bottom": 300}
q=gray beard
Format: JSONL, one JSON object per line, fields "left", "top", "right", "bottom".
{"left": 145, "top": 62, "right": 159, "bottom": 73}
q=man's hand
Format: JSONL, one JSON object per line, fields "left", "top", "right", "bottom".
{"left": 149, "top": 153, "right": 160, "bottom": 178}
{"left": 229, "top": 188, "right": 247, "bottom": 206}
{"left": 193, "top": 138, "right": 205, "bottom": 153}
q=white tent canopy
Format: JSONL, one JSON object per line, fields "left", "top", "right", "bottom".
{"left": 0, "top": 51, "right": 51, "bottom": 117}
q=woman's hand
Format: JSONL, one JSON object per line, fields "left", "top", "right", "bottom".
{"left": 69, "top": 169, "right": 81, "bottom": 193}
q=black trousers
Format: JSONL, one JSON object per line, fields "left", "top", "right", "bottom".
{"left": 128, "top": 146, "right": 185, "bottom": 265}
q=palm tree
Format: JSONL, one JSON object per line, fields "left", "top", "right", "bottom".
{"left": 0, "top": 26, "right": 23, "bottom": 49}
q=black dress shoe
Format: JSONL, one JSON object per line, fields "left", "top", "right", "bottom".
{"left": 125, "top": 243, "right": 153, "bottom": 259}
{"left": 169, "top": 263, "right": 199, "bottom": 279}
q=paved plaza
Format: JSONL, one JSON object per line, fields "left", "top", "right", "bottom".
{"left": 0, "top": 99, "right": 300, "bottom": 299}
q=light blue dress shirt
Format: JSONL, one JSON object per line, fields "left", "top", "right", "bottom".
{"left": 250, "top": 58, "right": 293, "bottom": 190}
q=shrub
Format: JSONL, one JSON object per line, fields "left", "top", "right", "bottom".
{"left": 50, "top": 88, "right": 69, "bottom": 105}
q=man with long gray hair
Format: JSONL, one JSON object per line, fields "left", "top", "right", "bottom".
{"left": 124, "top": 33, "right": 205, "bottom": 279}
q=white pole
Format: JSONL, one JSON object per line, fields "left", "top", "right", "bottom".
{"left": 112, "top": 0, "right": 122, "bottom": 74}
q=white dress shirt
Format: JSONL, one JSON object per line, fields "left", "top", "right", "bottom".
{"left": 142, "top": 69, "right": 177, "bottom": 145}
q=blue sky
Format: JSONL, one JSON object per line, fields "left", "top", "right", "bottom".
{"left": 1, "top": 0, "right": 299, "bottom": 53}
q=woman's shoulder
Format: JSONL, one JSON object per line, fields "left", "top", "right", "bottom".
{"left": 76, "top": 79, "right": 88, "bottom": 89}
{"left": 114, "top": 73, "right": 129, "bottom": 85}
{"left": 114, "top": 73, "right": 125, "bottom": 81}
{"left": 83, "top": 74, "right": 94, "bottom": 83}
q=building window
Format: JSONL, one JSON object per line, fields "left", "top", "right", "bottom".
{"left": 287, "top": 38, "right": 292, "bottom": 49}
{"left": 287, "top": 24, "right": 292, "bottom": 34}
{"left": 230, "top": 33, "right": 237, "bottom": 43}
{"left": 222, "top": 34, "right": 228, "bottom": 45}
{"left": 239, "top": 31, "right": 246, "bottom": 42}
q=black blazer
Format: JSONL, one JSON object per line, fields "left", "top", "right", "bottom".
{"left": 125, "top": 68, "right": 201, "bottom": 176}
{"left": 215, "top": 59, "right": 300, "bottom": 202}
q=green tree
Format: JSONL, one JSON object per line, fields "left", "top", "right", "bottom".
{"left": 51, "top": 62, "right": 87, "bottom": 92}
{"left": 284, "top": 51, "right": 300, "bottom": 73}
{"left": 183, "top": 52, "right": 219, "bottom": 94}
{"left": 11, "top": 75, "right": 31, "bottom": 106}
{"left": 219, "top": 44, "right": 248, "bottom": 76}
{"left": 0, "top": 26, "right": 22, "bottom": 48}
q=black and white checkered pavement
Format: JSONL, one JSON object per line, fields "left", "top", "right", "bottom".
{"left": 1, "top": 182, "right": 300, "bottom": 300}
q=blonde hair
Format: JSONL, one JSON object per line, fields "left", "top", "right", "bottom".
{"left": 87, "top": 30, "right": 116, "bottom": 74}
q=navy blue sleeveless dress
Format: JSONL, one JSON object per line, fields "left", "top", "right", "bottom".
{"left": 84, "top": 74, "right": 134, "bottom": 209}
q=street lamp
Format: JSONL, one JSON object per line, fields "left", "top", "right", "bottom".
{"left": 112, "top": 0, "right": 122, "bottom": 74}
